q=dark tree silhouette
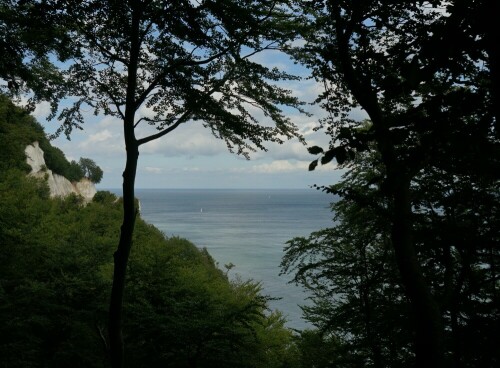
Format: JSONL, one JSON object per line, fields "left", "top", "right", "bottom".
{"left": 290, "top": 1, "right": 499, "bottom": 366}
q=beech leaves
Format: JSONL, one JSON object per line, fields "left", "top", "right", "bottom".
{"left": 307, "top": 145, "right": 354, "bottom": 171}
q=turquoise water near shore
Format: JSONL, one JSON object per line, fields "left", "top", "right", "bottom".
{"left": 123, "top": 188, "right": 334, "bottom": 330}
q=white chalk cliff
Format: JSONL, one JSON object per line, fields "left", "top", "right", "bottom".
{"left": 25, "top": 142, "right": 97, "bottom": 202}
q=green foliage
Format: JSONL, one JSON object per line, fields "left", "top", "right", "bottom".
{"left": 37, "top": 139, "right": 84, "bottom": 181}
{"left": 283, "top": 150, "right": 500, "bottom": 367}
{"left": 0, "top": 1, "right": 72, "bottom": 106}
{"left": 295, "top": 330, "right": 344, "bottom": 368}
{"left": 0, "top": 95, "right": 104, "bottom": 184}
{"left": 286, "top": 1, "right": 499, "bottom": 366}
{"left": 35, "top": 142, "right": 104, "bottom": 184}
{"left": 0, "top": 169, "right": 300, "bottom": 367}
{"left": 283, "top": 153, "right": 413, "bottom": 367}
{"left": 0, "top": 170, "right": 111, "bottom": 367}
{"left": 79, "top": 157, "right": 103, "bottom": 183}
{"left": 93, "top": 190, "right": 118, "bottom": 205}
{"left": 0, "top": 94, "right": 44, "bottom": 173}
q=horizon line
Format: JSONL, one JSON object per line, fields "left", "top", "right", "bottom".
{"left": 98, "top": 187, "right": 322, "bottom": 191}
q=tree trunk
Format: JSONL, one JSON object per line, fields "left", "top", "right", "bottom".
{"left": 389, "top": 179, "right": 444, "bottom": 368}
{"left": 108, "top": 143, "right": 139, "bottom": 368}
{"left": 108, "top": 4, "right": 141, "bottom": 367}
{"left": 334, "top": 14, "right": 446, "bottom": 362}
{"left": 335, "top": 21, "right": 445, "bottom": 362}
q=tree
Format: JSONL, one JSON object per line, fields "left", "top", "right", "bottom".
{"left": 45, "top": 1, "right": 303, "bottom": 366}
{"left": 283, "top": 151, "right": 412, "bottom": 367}
{"left": 79, "top": 157, "right": 104, "bottom": 184}
{"left": 284, "top": 147, "right": 499, "bottom": 367}
{"left": 290, "top": 1, "right": 499, "bottom": 366}
{"left": 0, "top": 0, "right": 72, "bottom": 109}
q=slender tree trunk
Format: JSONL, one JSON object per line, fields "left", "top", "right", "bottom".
{"left": 108, "top": 143, "right": 139, "bottom": 368}
{"left": 108, "top": 4, "right": 141, "bottom": 367}
{"left": 389, "top": 179, "right": 444, "bottom": 368}
{"left": 334, "top": 13, "right": 446, "bottom": 361}
{"left": 335, "top": 23, "right": 445, "bottom": 364}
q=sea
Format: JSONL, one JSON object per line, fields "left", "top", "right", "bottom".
{"left": 124, "top": 188, "right": 335, "bottom": 330}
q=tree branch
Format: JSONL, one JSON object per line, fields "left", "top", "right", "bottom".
{"left": 137, "top": 110, "right": 192, "bottom": 146}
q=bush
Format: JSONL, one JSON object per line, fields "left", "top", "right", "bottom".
{"left": 93, "top": 190, "right": 118, "bottom": 205}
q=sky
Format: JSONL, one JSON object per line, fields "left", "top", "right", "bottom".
{"left": 29, "top": 49, "right": 364, "bottom": 190}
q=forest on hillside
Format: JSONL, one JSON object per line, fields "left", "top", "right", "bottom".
{"left": 0, "top": 97, "right": 304, "bottom": 367}
{"left": 1, "top": 1, "right": 499, "bottom": 367}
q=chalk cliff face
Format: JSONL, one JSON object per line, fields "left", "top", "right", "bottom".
{"left": 25, "top": 142, "right": 97, "bottom": 202}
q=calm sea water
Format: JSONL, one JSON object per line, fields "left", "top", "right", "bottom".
{"left": 130, "top": 189, "right": 334, "bottom": 330}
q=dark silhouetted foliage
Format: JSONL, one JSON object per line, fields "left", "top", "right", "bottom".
{"left": 286, "top": 1, "right": 499, "bottom": 366}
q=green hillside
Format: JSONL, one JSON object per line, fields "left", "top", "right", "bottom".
{"left": 0, "top": 96, "right": 300, "bottom": 367}
{"left": 0, "top": 95, "right": 102, "bottom": 183}
{"left": 0, "top": 94, "right": 45, "bottom": 173}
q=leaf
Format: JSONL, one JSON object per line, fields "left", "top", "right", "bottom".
{"left": 335, "top": 147, "right": 347, "bottom": 165}
{"left": 337, "top": 127, "right": 352, "bottom": 140}
{"left": 308, "top": 159, "right": 319, "bottom": 171}
{"left": 321, "top": 149, "right": 336, "bottom": 165}
{"left": 307, "top": 146, "right": 324, "bottom": 155}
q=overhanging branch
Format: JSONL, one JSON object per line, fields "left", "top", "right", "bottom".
{"left": 136, "top": 110, "right": 192, "bottom": 146}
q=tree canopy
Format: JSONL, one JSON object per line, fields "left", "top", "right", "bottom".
{"left": 79, "top": 158, "right": 104, "bottom": 184}
{"left": 283, "top": 147, "right": 499, "bottom": 367}
{"left": 50, "top": 0, "right": 303, "bottom": 147}
{"left": 284, "top": 1, "right": 499, "bottom": 366}
{"left": 0, "top": 0, "right": 74, "bottom": 109}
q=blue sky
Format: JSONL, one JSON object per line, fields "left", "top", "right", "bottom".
{"left": 30, "top": 50, "right": 361, "bottom": 190}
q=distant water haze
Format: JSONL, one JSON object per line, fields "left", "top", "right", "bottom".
{"left": 111, "top": 188, "right": 334, "bottom": 330}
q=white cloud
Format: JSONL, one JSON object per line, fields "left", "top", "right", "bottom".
{"left": 85, "top": 129, "right": 113, "bottom": 143}
{"left": 248, "top": 49, "right": 293, "bottom": 73}
{"left": 32, "top": 101, "right": 52, "bottom": 121}
{"left": 77, "top": 127, "right": 124, "bottom": 154}
{"left": 235, "top": 159, "right": 336, "bottom": 174}
{"left": 52, "top": 115, "right": 125, "bottom": 157}
{"left": 182, "top": 167, "right": 201, "bottom": 172}
{"left": 249, "top": 160, "right": 308, "bottom": 173}
{"left": 139, "top": 122, "right": 228, "bottom": 157}
{"left": 239, "top": 156, "right": 337, "bottom": 174}
{"left": 299, "top": 121, "right": 321, "bottom": 137}
{"left": 144, "top": 166, "right": 163, "bottom": 174}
